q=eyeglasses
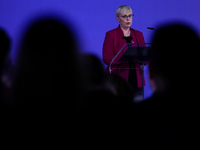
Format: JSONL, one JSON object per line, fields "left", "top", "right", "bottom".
{"left": 120, "top": 14, "right": 134, "bottom": 19}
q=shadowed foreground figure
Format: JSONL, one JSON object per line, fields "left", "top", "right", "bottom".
{"left": 0, "top": 28, "right": 10, "bottom": 73}
{"left": 0, "top": 28, "right": 12, "bottom": 113}
{"left": 77, "top": 54, "right": 136, "bottom": 148}
{"left": 3, "top": 16, "right": 82, "bottom": 145}
{"left": 131, "top": 23, "right": 200, "bottom": 149}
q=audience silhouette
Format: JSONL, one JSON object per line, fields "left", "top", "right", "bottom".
{"left": 132, "top": 23, "right": 200, "bottom": 149}
{"left": 1, "top": 16, "right": 83, "bottom": 145}
{"left": 0, "top": 28, "right": 10, "bottom": 73}
{"left": 77, "top": 54, "right": 135, "bottom": 148}
{"left": 13, "top": 17, "right": 80, "bottom": 110}
{"left": 0, "top": 28, "right": 11, "bottom": 111}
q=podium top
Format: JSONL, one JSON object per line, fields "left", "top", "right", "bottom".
{"left": 110, "top": 43, "right": 151, "bottom": 64}
{"left": 108, "top": 43, "right": 151, "bottom": 73}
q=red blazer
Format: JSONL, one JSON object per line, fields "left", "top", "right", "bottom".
{"left": 102, "top": 25, "right": 147, "bottom": 88}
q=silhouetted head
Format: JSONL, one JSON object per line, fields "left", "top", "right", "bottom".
{"left": 14, "top": 16, "right": 80, "bottom": 108}
{"left": 18, "top": 17, "right": 77, "bottom": 66}
{"left": 149, "top": 23, "right": 199, "bottom": 92}
{"left": 78, "top": 54, "right": 105, "bottom": 88}
{"left": 0, "top": 28, "right": 10, "bottom": 72}
{"left": 0, "top": 28, "right": 12, "bottom": 107}
{"left": 104, "top": 73, "right": 134, "bottom": 101}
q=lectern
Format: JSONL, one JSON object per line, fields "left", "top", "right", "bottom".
{"left": 109, "top": 43, "right": 151, "bottom": 99}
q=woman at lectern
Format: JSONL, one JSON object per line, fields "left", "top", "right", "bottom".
{"left": 102, "top": 5, "right": 147, "bottom": 100}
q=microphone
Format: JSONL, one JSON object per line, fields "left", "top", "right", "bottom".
{"left": 147, "top": 27, "right": 157, "bottom": 31}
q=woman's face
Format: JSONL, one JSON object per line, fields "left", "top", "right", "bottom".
{"left": 116, "top": 10, "right": 133, "bottom": 29}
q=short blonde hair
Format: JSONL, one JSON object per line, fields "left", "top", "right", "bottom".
{"left": 116, "top": 5, "right": 133, "bottom": 17}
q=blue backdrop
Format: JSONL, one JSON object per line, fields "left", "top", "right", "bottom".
{"left": 1, "top": 0, "right": 200, "bottom": 98}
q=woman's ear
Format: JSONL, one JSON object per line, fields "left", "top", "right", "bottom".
{"left": 116, "top": 16, "right": 120, "bottom": 22}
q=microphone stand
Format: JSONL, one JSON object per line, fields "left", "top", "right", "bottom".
{"left": 133, "top": 29, "right": 145, "bottom": 99}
